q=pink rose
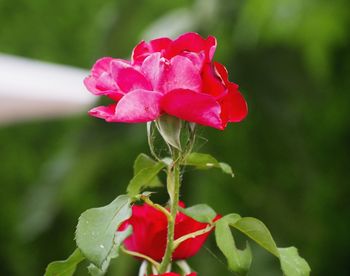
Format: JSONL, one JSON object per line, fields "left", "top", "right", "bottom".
{"left": 84, "top": 32, "right": 247, "bottom": 129}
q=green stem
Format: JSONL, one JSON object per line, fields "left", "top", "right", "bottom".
{"left": 173, "top": 224, "right": 214, "bottom": 250}
{"left": 141, "top": 195, "right": 171, "bottom": 220}
{"left": 159, "top": 148, "right": 181, "bottom": 273}
{"left": 121, "top": 246, "right": 160, "bottom": 270}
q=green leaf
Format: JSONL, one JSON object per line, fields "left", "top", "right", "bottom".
{"left": 75, "top": 195, "right": 131, "bottom": 269}
{"left": 45, "top": 248, "right": 85, "bottom": 276}
{"left": 156, "top": 114, "right": 182, "bottom": 150}
{"left": 184, "top": 152, "right": 218, "bottom": 168}
{"left": 127, "top": 161, "right": 166, "bottom": 197}
{"left": 182, "top": 153, "right": 233, "bottom": 176}
{"left": 181, "top": 204, "right": 217, "bottom": 223}
{"left": 279, "top": 247, "right": 311, "bottom": 276}
{"left": 215, "top": 214, "right": 252, "bottom": 275}
{"left": 87, "top": 264, "right": 104, "bottom": 276}
{"left": 232, "top": 217, "right": 279, "bottom": 257}
{"left": 218, "top": 162, "right": 234, "bottom": 176}
{"left": 133, "top": 153, "right": 162, "bottom": 187}
{"left": 219, "top": 214, "right": 311, "bottom": 276}
{"left": 86, "top": 226, "right": 133, "bottom": 276}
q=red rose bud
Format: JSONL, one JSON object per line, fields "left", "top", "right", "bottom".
{"left": 85, "top": 32, "right": 247, "bottom": 130}
{"left": 119, "top": 202, "right": 219, "bottom": 262}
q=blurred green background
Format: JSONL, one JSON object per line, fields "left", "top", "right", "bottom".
{"left": 0, "top": 0, "right": 349, "bottom": 275}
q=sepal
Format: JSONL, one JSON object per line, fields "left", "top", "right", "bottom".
{"left": 156, "top": 114, "right": 182, "bottom": 150}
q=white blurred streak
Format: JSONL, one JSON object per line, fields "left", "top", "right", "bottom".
{"left": 0, "top": 53, "right": 94, "bottom": 125}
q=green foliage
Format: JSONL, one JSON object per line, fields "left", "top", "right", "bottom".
{"left": 87, "top": 264, "right": 105, "bottom": 276}
{"left": 279, "top": 247, "right": 311, "bottom": 276}
{"left": 233, "top": 217, "right": 279, "bottom": 257}
{"left": 87, "top": 226, "right": 133, "bottom": 276}
{"left": 180, "top": 204, "right": 217, "bottom": 223}
{"left": 182, "top": 152, "right": 233, "bottom": 176}
{"left": 127, "top": 156, "right": 166, "bottom": 197}
{"left": 45, "top": 248, "right": 85, "bottom": 276}
{"left": 133, "top": 153, "right": 162, "bottom": 187}
{"left": 216, "top": 215, "right": 310, "bottom": 276}
{"left": 215, "top": 214, "right": 252, "bottom": 275}
{"left": 75, "top": 195, "right": 131, "bottom": 269}
{"left": 234, "top": 0, "right": 348, "bottom": 79}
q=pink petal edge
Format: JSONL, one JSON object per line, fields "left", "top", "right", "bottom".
{"left": 88, "top": 104, "right": 117, "bottom": 121}
{"left": 161, "top": 89, "right": 223, "bottom": 129}
{"left": 112, "top": 89, "right": 163, "bottom": 123}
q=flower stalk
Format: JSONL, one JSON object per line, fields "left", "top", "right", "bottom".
{"left": 121, "top": 246, "right": 160, "bottom": 270}
{"left": 140, "top": 195, "right": 172, "bottom": 220}
{"left": 173, "top": 225, "right": 214, "bottom": 250}
{"left": 159, "top": 146, "right": 181, "bottom": 273}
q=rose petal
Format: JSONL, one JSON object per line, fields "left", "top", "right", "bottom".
{"left": 161, "top": 89, "right": 223, "bottom": 129}
{"left": 180, "top": 51, "right": 206, "bottom": 71}
{"left": 110, "top": 60, "right": 152, "bottom": 93}
{"left": 84, "top": 72, "right": 118, "bottom": 95}
{"left": 95, "top": 71, "right": 118, "bottom": 91}
{"left": 173, "top": 214, "right": 214, "bottom": 260}
{"left": 141, "top": 53, "right": 164, "bottom": 90}
{"left": 213, "top": 62, "right": 239, "bottom": 90}
{"left": 207, "top": 35, "right": 217, "bottom": 61}
{"left": 91, "top": 57, "right": 114, "bottom": 78}
{"left": 119, "top": 202, "right": 216, "bottom": 262}
{"left": 111, "top": 89, "right": 162, "bottom": 123}
{"left": 165, "top": 32, "right": 217, "bottom": 62}
{"left": 119, "top": 203, "right": 168, "bottom": 261}
{"left": 83, "top": 76, "right": 99, "bottom": 94}
{"left": 104, "top": 91, "right": 125, "bottom": 101}
{"left": 161, "top": 55, "right": 202, "bottom": 93}
{"left": 141, "top": 54, "right": 201, "bottom": 93}
{"left": 132, "top": 37, "right": 172, "bottom": 64}
{"left": 220, "top": 91, "right": 248, "bottom": 126}
{"left": 85, "top": 57, "right": 120, "bottom": 95}
{"left": 88, "top": 104, "right": 117, "bottom": 121}
{"left": 201, "top": 63, "right": 227, "bottom": 98}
